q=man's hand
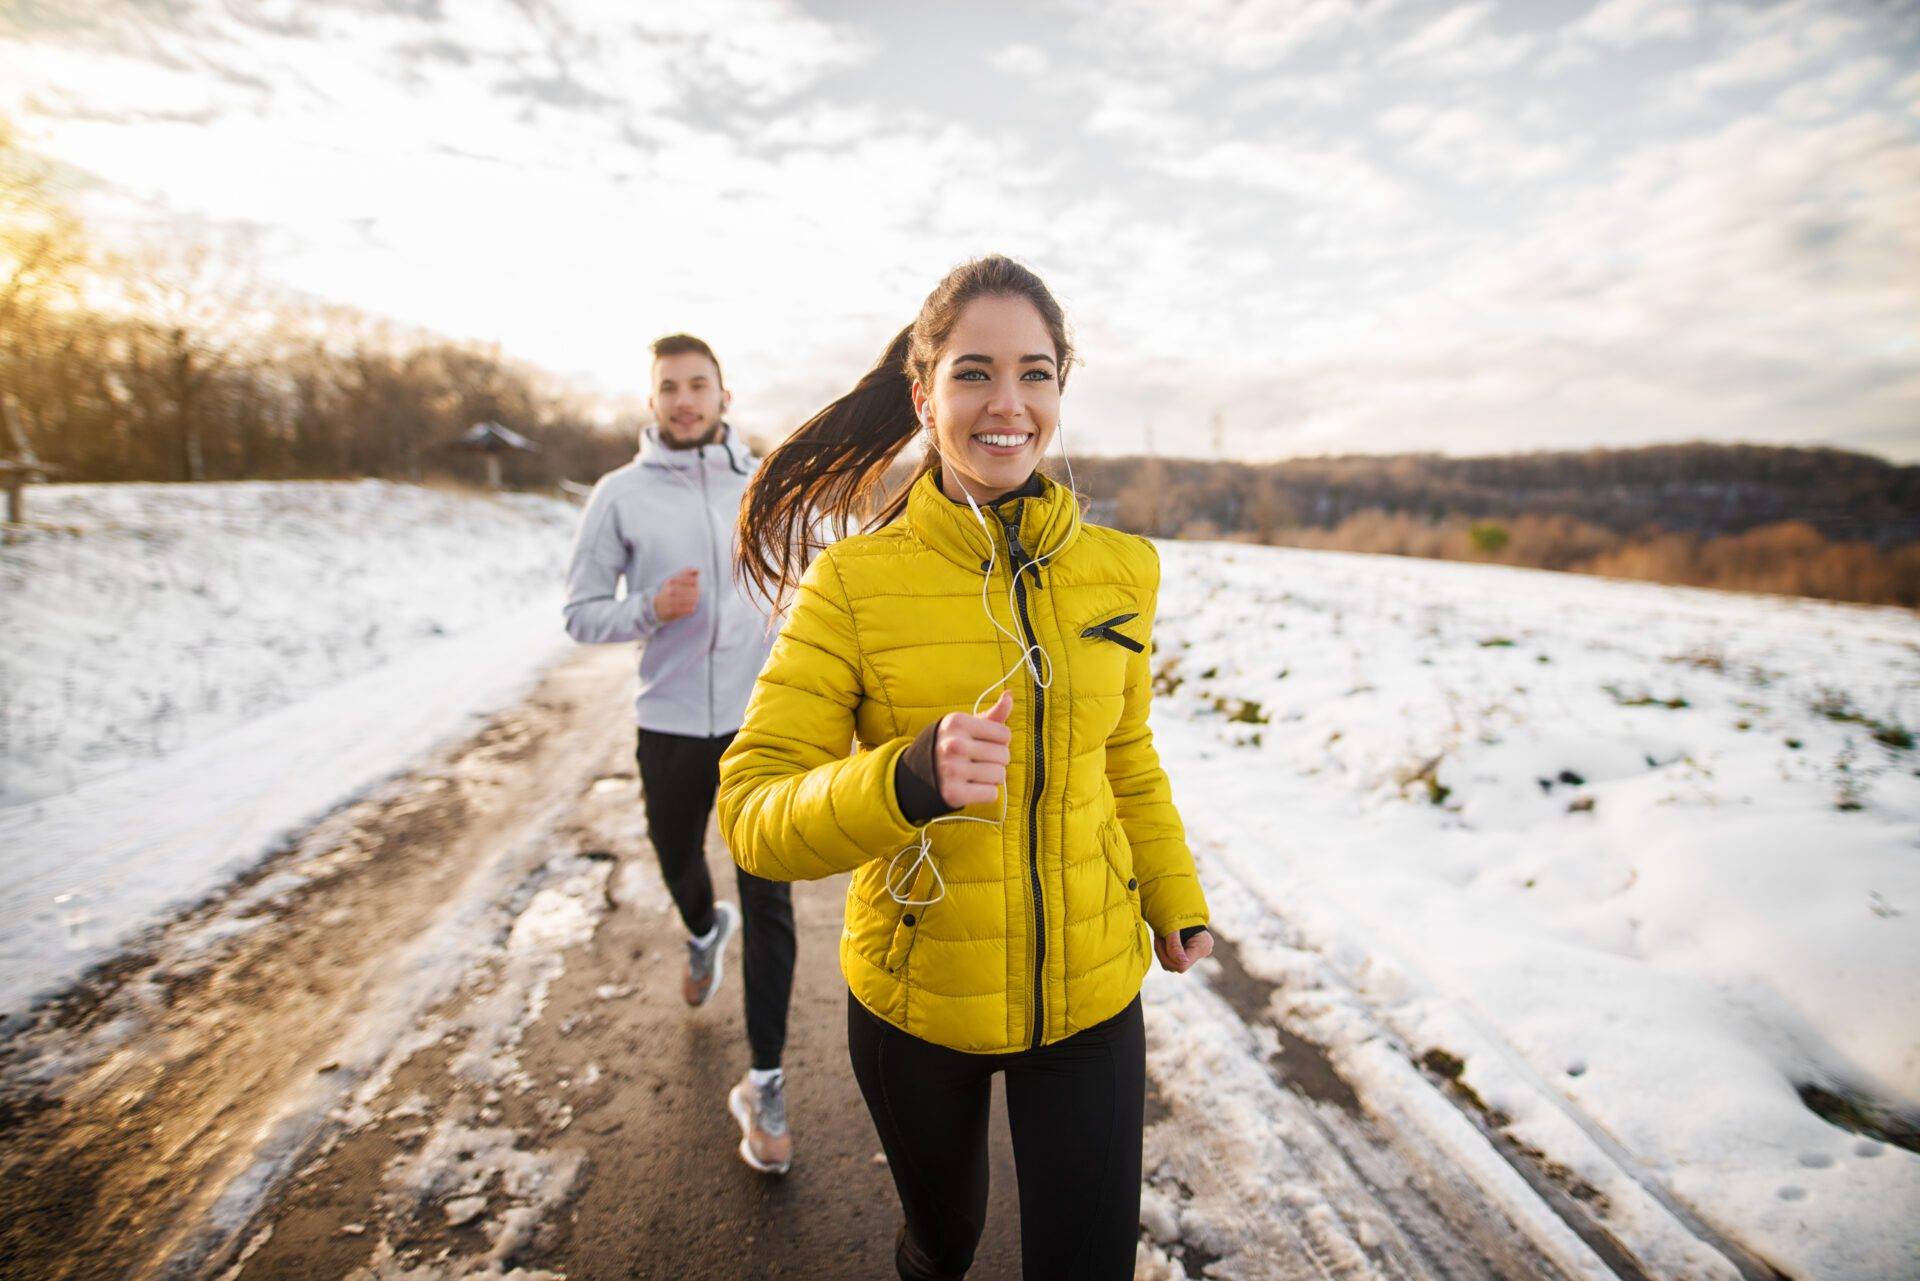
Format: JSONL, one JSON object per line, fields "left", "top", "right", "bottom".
{"left": 1154, "top": 928, "right": 1214, "bottom": 974}
{"left": 934, "top": 691, "right": 1014, "bottom": 807}
{"left": 653, "top": 567, "right": 700, "bottom": 623}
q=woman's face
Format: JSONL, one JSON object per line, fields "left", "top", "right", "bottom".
{"left": 913, "top": 293, "right": 1061, "bottom": 504}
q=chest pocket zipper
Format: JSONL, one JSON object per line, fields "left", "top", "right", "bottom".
{"left": 1082, "top": 613, "right": 1144, "bottom": 653}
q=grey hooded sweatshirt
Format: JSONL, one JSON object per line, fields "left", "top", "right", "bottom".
{"left": 562, "top": 423, "right": 776, "bottom": 737}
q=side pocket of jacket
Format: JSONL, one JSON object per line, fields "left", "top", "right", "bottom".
{"left": 884, "top": 901, "right": 923, "bottom": 974}
{"left": 1100, "top": 818, "right": 1142, "bottom": 912}
{"left": 1101, "top": 817, "right": 1151, "bottom": 966}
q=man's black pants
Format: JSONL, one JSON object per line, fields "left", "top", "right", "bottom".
{"left": 848, "top": 991, "right": 1146, "bottom": 1280}
{"left": 634, "top": 726, "right": 795, "bottom": 1071}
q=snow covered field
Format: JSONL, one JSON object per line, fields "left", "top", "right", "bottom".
{"left": 4, "top": 483, "right": 1916, "bottom": 1276}
{"left": 1148, "top": 541, "right": 1920, "bottom": 1278}
{"left": 0, "top": 480, "right": 581, "bottom": 1015}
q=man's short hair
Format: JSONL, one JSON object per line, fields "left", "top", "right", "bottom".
{"left": 650, "top": 333, "right": 724, "bottom": 389}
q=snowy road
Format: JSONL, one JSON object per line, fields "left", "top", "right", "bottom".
{"left": 0, "top": 641, "right": 1758, "bottom": 1281}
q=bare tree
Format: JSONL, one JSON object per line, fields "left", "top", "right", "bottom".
{"left": 120, "top": 236, "right": 263, "bottom": 481}
{"left": 0, "top": 119, "right": 92, "bottom": 460}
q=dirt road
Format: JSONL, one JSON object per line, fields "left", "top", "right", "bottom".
{"left": 0, "top": 647, "right": 1022, "bottom": 1281}
{"left": 0, "top": 645, "right": 1665, "bottom": 1279}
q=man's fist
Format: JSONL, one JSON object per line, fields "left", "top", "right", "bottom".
{"left": 934, "top": 690, "right": 1014, "bottom": 807}
{"left": 653, "top": 567, "right": 700, "bottom": 623}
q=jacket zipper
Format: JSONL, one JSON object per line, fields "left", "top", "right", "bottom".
{"left": 998, "top": 509, "right": 1048, "bottom": 1051}
{"left": 697, "top": 450, "right": 719, "bottom": 737}
{"left": 1081, "top": 613, "right": 1145, "bottom": 652}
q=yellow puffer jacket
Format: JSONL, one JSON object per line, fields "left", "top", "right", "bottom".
{"left": 716, "top": 466, "right": 1208, "bottom": 1053}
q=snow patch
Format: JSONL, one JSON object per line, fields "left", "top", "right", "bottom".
{"left": 1152, "top": 540, "right": 1920, "bottom": 1278}
{"left": 0, "top": 480, "right": 579, "bottom": 1016}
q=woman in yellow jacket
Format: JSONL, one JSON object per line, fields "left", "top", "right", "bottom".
{"left": 717, "top": 255, "right": 1212, "bottom": 1280}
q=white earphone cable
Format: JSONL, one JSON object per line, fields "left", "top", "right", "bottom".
{"left": 884, "top": 406, "right": 1073, "bottom": 908}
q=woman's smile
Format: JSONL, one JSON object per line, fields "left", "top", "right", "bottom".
{"left": 972, "top": 429, "right": 1033, "bottom": 456}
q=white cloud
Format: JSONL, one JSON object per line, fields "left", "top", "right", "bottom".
{"left": 1774, "top": 55, "right": 1895, "bottom": 121}
{"left": 1375, "top": 102, "right": 1575, "bottom": 182}
{"left": 1572, "top": 0, "right": 1699, "bottom": 47}
{"left": 1691, "top": 2, "right": 1865, "bottom": 94}
{"left": 1376, "top": 1, "right": 1537, "bottom": 75}
{"left": 990, "top": 43, "right": 1050, "bottom": 76}
{"left": 618, "top": 0, "right": 872, "bottom": 106}
{"left": 1152, "top": 137, "right": 1411, "bottom": 219}
{"left": 1060, "top": 0, "right": 1386, "bottom": 78}
{"left": 1079, "top": 76, "right": 1188, "bottom": 146}
{"left": 1250, "top": 106, "right": 1920, "bottom": 456}
{"left": 1385, "top": 1, "right": 1488, "bottom": 60}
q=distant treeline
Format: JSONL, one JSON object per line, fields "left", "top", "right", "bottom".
{"left": 1, "top": 118, "right": 633, "bottom": 491}
{"left": 1068, "top": 451, "right": 1920, "bottom": 608}
{"left": 8, "top": 299, "right": 635, "bottom": 490}
{"left": 1073, "top": 447, "right": 1920, "bottom": 547}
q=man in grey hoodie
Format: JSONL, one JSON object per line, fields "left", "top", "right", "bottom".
{"left": 563, "top": 334, "right": 793, "bottom": 1175}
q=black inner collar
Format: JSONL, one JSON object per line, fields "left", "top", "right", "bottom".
{"left": 942, "top": 468, "right": 1044, "bottom": 508}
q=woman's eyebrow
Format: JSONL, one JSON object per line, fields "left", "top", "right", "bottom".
{"left": 952, "top": 353, "right": 1057, "bottom": 366}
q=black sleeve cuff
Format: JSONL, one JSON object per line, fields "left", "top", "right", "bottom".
{"left": 1179, "top": 924, "right": 1210, "bottom": 946}
{"left": 894, "top": 718, "right": 958, "bottom": 826}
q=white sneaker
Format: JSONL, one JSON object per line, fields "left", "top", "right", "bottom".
{"left": 728, "top": 1072, "right": 793, "bottom": 1175}
{"left": 682, "top": 900, "right": 739, "bottom": 1007}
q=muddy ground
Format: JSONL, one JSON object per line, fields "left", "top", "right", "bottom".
{"left": 0, "top": 645, "right": 1673, "bottom": 1280}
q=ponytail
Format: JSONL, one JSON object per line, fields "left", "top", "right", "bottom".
{"left": 734, "top": 326, "right": 933, "bottom": 611}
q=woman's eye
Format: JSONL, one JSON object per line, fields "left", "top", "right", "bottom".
{"left": 1021, "top": 369, "right": 1054, "bottom": 381}
{"left": 954, "top": 369, "right": 987, "bottom": 380}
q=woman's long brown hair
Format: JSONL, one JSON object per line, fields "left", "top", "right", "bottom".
{"left": 735, "top": 254, "right": 1075, "bottom": 611}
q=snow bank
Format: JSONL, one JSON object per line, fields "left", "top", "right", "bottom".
{"left": 1152, "top": 541, "right": 1920, "bottom": 1279}
{"left": 0, "top": 480, "right": 586, "bottom": 1016}
{"left": 1, "top": 480, "right": 579, "bottom": 805}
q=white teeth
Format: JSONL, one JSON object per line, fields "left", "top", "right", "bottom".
{"left": 976, "top": 434, "right": 1029, "bottom": 447}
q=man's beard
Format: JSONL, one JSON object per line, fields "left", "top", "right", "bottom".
{"left": 661, "top": 416, "right": 722, "bottom": 449}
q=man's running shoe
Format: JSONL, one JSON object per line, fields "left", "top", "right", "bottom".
{"left": 682, "top": 900, "right": 739, "bottom": 1007}
{"left": 728, "top": 1071, "right": 793, "bottom": 1175}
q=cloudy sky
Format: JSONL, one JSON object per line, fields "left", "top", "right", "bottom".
{"left": 3, "top": 0, "right": 1917, "bottom": 461}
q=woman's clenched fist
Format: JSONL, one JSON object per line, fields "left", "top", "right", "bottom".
{"left": 934, "top": 690, "right": 1014, "bottom": 807}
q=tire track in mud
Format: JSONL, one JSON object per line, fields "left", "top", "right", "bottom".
{"left": 0, "top": 649, "right": 634, "bottom": 1280}
{"left": 1138, "top": 869, "right": 1770, "bottom": 1281}
{"left": 1139, "top": 934, "right": 1593, "bottom": 1281}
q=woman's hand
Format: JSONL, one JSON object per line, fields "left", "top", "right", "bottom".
{"left": 935, "top": 691, "right": 1014, "bottom": 807}
{"left": 1154, "top": 928, "right": 1213, "bottom": 974}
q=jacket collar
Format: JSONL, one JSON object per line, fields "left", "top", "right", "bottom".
{"left": 638, "top": 422, "right": 753, "bottom": 476}
{"left": 905, "top": 465, "right": 1081, "bottom": 575}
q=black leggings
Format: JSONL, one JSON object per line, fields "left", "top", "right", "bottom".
{"left": 635, "top": 727, "right": 795, "bottom": 1071}
{"left": 847, "top": 990, "right": 1145, "bottom": 1280}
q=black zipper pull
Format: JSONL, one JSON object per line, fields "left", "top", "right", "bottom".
{"left": 998, "top": 511, "right": 1041, "bottom": 586}
{"left": 1081, "top": 613, "right": 1144, "bottom": 652}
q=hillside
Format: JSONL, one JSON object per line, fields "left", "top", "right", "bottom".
{"left": 1070, "top": 442, "right": 1920, "bottom": 546}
